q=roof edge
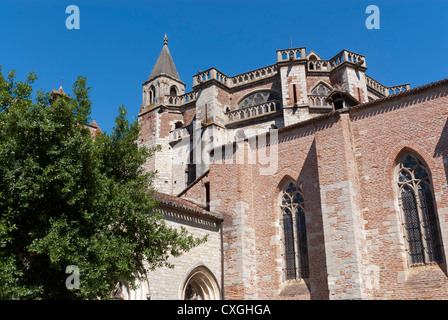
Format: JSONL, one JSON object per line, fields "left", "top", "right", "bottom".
{"left": 350, "top": 78, "right": 448, "bottom": 113}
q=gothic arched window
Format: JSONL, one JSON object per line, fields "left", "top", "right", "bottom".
{"left": 238, "top": 90, "right": 280, "bottom": 109}
{"left": 279, "top": 181, "right": 309, "bottom": 280}
{"left": 309, "top": 82, "right": 332, "bottom": 107}
{"left": 149, "top": 85, "right": 156, "bottom": 104}
{"left": 396, "top": 153, "right": 444, "bottom": 266}
{"left": 170, "top": 85, "right": 178, "bottom": 97}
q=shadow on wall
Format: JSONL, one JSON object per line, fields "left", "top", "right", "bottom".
{"left": 434, "top": 116, "right": 448, "bottom": 276}
{"left": 298, "top": 139, "right": 330, "bottom": 300}
{"left": 434, "top": 117, "right": 448, "bottom": 187}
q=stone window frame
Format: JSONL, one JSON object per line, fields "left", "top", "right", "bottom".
{"left": 181, "top": 266, "right": 220, "bottom": 300}
{"left": 149, "top": 85, "right": 156, "bottom": 104}
{"left": 395, "top": 153, "right": 444, "bottom": 267}
{"left": 170, "top": 85, "right": 178, "bottom": 97}
{"left": 308, "top": 81, "right": 333, "bottom": 107}
{"left": 237, "top": 89, "right": 281, "bottom": 110}
{"left": 278, "top": 179, "right": 310, "bottom": 282}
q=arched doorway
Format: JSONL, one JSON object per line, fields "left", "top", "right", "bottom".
{"left": 182, "top": 266, "right": 220, "bottom": 300}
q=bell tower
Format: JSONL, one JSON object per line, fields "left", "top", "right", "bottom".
{"left": 138, "top": 35, "right": 186, "bottom": 195}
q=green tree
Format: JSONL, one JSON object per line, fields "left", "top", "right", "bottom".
{"left": 0, "top": 67, "right": 205, "bottom": 299}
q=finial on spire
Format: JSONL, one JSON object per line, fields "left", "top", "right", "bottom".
{"left": 163, "top": 33, "right": 168, "bottom": 45}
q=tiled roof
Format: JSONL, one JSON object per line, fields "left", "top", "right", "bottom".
{"left": 182, "top": 108, "right": 197, "bottom": 128}
{"left": 51, "top": 85, "right": 66, "bottom": 96}
{"left": 87, "top": 120, "right": 102, "bottom": 137}
{"left": 325, "top": 88, "right": 360, "bottom": 105}
{"left": 152, "top": 191, "right": 223, "bottom": 221}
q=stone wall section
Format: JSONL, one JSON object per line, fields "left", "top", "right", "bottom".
{"left": 144, "top": 206, "right": 222, "bottom": 300}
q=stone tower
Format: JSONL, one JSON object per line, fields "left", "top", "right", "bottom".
{"left": 138, "top": 35, "right": 186, "bottom": 195}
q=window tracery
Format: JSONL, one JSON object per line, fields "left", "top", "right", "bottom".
{"left": 396, "top": 154, "right": 443, "bottom": 266}
{"left": 149, "top": 85, "right": 156, "bottom": 104}
{"left": 279, "top": 181, "right": 309, "bottom": 280}
{"left": 309, "top": 82, "right": 332, "bottom": 107}
{"left": 238, "top": 91, "right": 280, "bottom": 109}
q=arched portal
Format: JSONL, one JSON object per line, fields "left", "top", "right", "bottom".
{"left": 182, "top": 266, "right": 220, "bottom": 300}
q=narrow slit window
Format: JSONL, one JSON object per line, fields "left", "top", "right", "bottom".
{"left": 205, "top": 182, "right": 210, "bottom": 211}
{"left": 293, "top": 84, "right": 298, "bottom": 104}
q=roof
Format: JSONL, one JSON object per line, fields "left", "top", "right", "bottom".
{"left": 181, "top": 107, "right": 197, "bottom": 128}
{"left": 148, "top": 35, "right": 181, "bottom": 82}
{"left": 51, "top": 85, "right": 66, "bottom": 97}
{"left": 350, "top": 78, "right": 448, "bottom": 112}
{"left": 325, "top": 89, "right": 360, "bottom": 106}
{"left": 87, "top": 120, "right": 103, "bottom": 137}
{"left": 277, "top": 78, "right": 448, "bottom": 135}
{"left": 152, "top": 191, "right": 223, "bottom": 221}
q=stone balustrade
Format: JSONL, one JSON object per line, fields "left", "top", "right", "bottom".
{"left": 387, "top": 84, "right": 410, "bottom": 96}
{"left": 276, "top": 47, "right": 306, "bottom": 61}
{"left": 229, "top": 64, "right": 278, "bottom": 87}
{"left": 169, "top": 126, "right": 190, "bottom": 141}
{"left": 365, "top": 75, "right": 388, "bottom": 96}
{"left": 164, "top": 91, "right": 197, "bottom": 105}
{"left": 193, "top": 65, "right": 278, "bottom": 89}
{"left": 306, "top": 50, "right": 366, "bottom": 73}
{"left": 225, "top": 100, "right": 280, "bottom": 123}
{"left": 193, "top": 68, "right": 229, "bottom": 87}
{"left": 307, "top": 60, "right": 332, "bottom": 71}
{"left": 365, "top": 75, "right": 410, "bottom": 97}
{"left": 329, "top": 50, "right": 366, "bottom": 69}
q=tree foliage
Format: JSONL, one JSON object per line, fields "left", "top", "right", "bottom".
{"left": 0, "top": 67, "right": 205, "bottom": 299}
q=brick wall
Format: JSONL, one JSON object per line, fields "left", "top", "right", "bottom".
{"left": 348, "top": 84, "right": 448, "bottom": 299}
{"left": 204, "top": 82, "right": 448, "bottom": 300}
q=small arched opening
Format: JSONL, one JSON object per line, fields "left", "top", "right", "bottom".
{"left": 170, "top": 85, "right": 178, "bottom": 97}
{"left": 149, "top": 85, "right": 156, "bottom": 104}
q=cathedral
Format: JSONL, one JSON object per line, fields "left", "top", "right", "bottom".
{"left": 119, "top": 35, "right": 448, "bottom": 300}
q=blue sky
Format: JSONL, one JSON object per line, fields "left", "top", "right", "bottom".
{"left": 1, "top": 0, "right": 447, "bottom": 133}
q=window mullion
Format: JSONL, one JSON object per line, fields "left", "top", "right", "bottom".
{"left": 413, "top": 183, "right": 429, "bottom": 264}
{"left": 397, "top": 192, "right": 408, "bottom": 261}
{"left": 292, "top": 206, "right": 300, "bottom": 279}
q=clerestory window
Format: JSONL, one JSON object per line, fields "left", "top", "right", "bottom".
{"left": 238, "top": 91, "right": 280, "bottom": 109}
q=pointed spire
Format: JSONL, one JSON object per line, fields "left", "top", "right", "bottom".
{"left": 90, "top": 120, "right": 99, "bottom": 128}
{"left": 88, "top": 120, "right": 103, "bottom": 137}
{"left": 147, "top": 34, "right": 181, "bottom": 82}
{"left": 51, "top": 85, "right": 66, "bottom": 96}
